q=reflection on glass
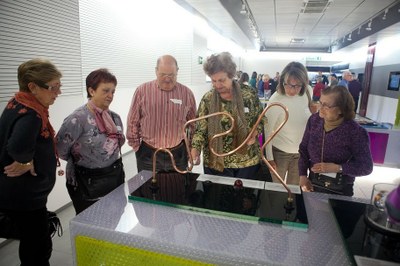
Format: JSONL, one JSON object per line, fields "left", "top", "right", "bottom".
{"left": 329, "top": 199, "right": 400, "bottom": 264}
{"left": 129, "top": 172, "right": 308, "bottom": 230}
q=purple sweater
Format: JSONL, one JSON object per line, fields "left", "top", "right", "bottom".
{"left": 298, "top": 113, "right": 373, "bottom": 183}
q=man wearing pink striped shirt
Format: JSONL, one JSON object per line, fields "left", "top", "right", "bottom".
{"left": 126, "top": 55, "right": 196, "bottom": 173}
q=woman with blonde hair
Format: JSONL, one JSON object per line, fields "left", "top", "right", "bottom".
{"left": 0, "top": 58, "right": 62, "bottom": 265}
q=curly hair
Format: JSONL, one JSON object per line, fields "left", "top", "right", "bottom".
{"left": 203, "top": 52, "right": 237, "bottom": 79}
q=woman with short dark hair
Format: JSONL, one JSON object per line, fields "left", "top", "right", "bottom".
{"left": 56, "top": 68, "right": 125, "bottom": 214}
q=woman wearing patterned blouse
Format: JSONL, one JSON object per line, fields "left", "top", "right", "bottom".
{"left": 191, "top": 52, "right": 264, "bottom": 179}
{"left": 56, "top": 69, "right": 125, "bottom": 214}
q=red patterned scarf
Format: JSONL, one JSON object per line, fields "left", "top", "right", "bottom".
{"left": 14, "top": 92, "right": 55, "bottom": 138}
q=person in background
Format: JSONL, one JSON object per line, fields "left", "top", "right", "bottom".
{"left": 329, "top": 73, "right": 338, "bottom": 87}
{"left": 263, "top": 74, "right": 273, "bottom": 99}
{"left": 235, "top": 70, "right": 243, "bottom": 81}
{"left": 273, "top": 71, "right": 280, "bottom": 83}
{"left": 299, "top": 86, "right": 373, "bottom": 196}
{"left": 337, "top": 70, "right": 352, "bottom": 88}
{"left": 0, "top": 58, "right": 62, "bottom": 265}
{"left": 268, "top": 75, "right": 278, "bottom": 96}
{"left": 265, "top": 61, "right": 313, "bottom": 185}
{"left": 316, "top": 71, "right": 329, "bottom": 86}
{"left": 239, "top": 72, "right": 250, "bottom": 86}
{"left": 56, "top": 68, "right": 125, "bottom": 214}
{"left": 191, "top": 52, "right": 263, "bottom": 179}
{"left": 249, "top": 71, "right": 257, "bottom": 89}
{"left": 348, "top": 73, "right": 362, "bottom": 113}
{"left": 312, "top": 77, "right": 325, "bottom": 101}
{"left": 257, "top": 73, "right": 264, "bottom": 97}
{"left": 126, "top": 55, "right": 196, "bottom": 173}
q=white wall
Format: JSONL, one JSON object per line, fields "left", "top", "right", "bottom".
{"left": 367, "top": 35, "right": 400, "bottom": 123}
{"left": 343, "top": 34, "right": 400, "bottom": 123}
{"left": 0, "top": 0, "right": 247, "bottom": 212}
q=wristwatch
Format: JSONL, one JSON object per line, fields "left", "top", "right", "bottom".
{"left": 18, "top": 161, "right": 32, "bottom": 166}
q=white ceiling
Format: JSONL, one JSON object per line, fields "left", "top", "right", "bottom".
{"left": 177, "top": 0, "right": 400, "bottom": 53}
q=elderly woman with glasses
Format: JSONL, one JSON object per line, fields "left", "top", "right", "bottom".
{"left": 264, "top": 61, "right": 315, "bottom": 186}
{"left": 56, "top": 68, "right": 125, "bottom": 214}
{"left": 0, "top": 58, "right": 62, "bottom": 265}
{"left": 191, "top": 52, "right": 264, "bottom": 179}
{"left": 299, "top": 86, "right": 373, "bottom": 196}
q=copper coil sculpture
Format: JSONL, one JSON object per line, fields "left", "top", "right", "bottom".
{"left": 151, "top": 103, "right": 290, "bottom": 201}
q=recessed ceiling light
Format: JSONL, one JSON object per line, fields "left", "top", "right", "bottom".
{"left": 240, "top": 4, "right": 247, "bottom": 14}
{"left": 366, "top": 20, "right": 372, "bottom": 31}
{"left": 290, "top": 38, "right": 305, "bottom": 43}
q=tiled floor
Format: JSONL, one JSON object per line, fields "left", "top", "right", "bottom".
{"left": 0, "top": 151, "right": 399, "bottom": 266}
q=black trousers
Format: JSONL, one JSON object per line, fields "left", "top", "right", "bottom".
{"left": 6, "top": 207, "right": 52, "bottom": 266}
{"left": 204, "top": 164, "right": 260, "bottom": 180}
{"left": 66, "top": 183, "right": 97, "bottom": 215}
{"left": 135, "top": 141, "right": 188, "bottom": 173}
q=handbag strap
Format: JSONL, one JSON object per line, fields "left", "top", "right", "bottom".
{"left": 321, "top": 128, "right": 351, "bottom": 164}
{"left": 321, "top": 130, "right": 325, "bottom": 162}
{"left": 110, "top": 112, "right": 122, "bottom": 158}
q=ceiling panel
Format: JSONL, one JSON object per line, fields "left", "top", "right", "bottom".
{"left": 178, "top": 0, "right": 400, "bottom": 52}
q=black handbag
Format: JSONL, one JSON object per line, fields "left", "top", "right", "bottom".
{"left": 0, "top": 210, "right": 62, "bottom": 239}
{"left": 309, "top": 129, "right": 351, "bottom": 195}
{"left": 74, "top": 158, "right": 125, "bottom": 200}
{"left": 309, "top": 171, "right": 345, "bottom": 195}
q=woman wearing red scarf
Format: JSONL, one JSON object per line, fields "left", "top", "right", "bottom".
{"left": 0, "top": 58, "right": 62, "bottom": 265}
{"left": 56, "top": 69, "right": 125, "bottom": 214}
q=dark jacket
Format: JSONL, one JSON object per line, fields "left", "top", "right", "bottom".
{"left": 0, "top": 99, "right": 56, "bottom": 211}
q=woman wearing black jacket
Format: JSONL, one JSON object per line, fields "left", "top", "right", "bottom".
{"left": 0, "top": 58, "right": 62, "bottom": 266}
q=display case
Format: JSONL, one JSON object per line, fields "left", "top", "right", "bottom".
{"left": 69, "top": 171, "right": 370, "bottom": 265}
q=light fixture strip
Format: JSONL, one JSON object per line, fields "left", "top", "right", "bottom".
{"left": 242, "top": 0, "right": 263, "bottom": 44}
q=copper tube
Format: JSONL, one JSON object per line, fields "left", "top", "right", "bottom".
{"left": 151, "top": 103, "right": 291, "bottom": 202}
{"left": 151, "top": 111, "right": 234, "bottom": 183}
{"left": 208, "top": 103, "right": 291, "bottom": 201}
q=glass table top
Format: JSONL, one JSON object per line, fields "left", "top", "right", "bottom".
{"left": 329, "top": 199, "right": 400, "bottom": 265}
{"left": 129, "top": 172, "right": 308, "bottom": 230}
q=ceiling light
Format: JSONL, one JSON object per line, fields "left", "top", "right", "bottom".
{"left": 357, "top": 26, "right": 361, "bottom": 35}
{"left": 290, "top": 38, "right": 305, "bottom": 43}
{"left": 382, "top": 9, "right": 388, "bottom": 20}
{"left": 347, "top": 33, "right": 352, "bottom": 41}
{"left": 240, "top": 4, "right": 247, "bottom": 14}
{"left": 366, "top": 20, "right": 372, "bottom": 31}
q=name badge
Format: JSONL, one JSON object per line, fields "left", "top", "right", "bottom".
{"left": 244, "top": 107, "right": 249, "bottom": 113}
{"left": 170, "top": 99, "right": 182, "bottom": 105}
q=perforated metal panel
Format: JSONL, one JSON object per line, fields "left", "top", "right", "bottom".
{"left": 0, "top": 0, "right": 82, "bottom": 102}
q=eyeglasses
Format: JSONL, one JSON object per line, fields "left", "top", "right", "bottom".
{"left": 283, "top": 83, "right": 302, "bottom": 90}
{"left": 37, "top": 82, "right": 62, "bottom": 92}
{"left": 159, "top": 73, "right": 177, "bottom": 79}
{"left": 319, "top": 102, "right": 337, "bottom": 110}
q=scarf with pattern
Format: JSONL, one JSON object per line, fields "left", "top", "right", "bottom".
{"left": 208, "top": 81, "right": 248, "bottom": 172}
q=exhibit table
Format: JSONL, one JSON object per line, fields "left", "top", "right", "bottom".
{"left": 69, "top": 171, "right": 370, "bottom": 266}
